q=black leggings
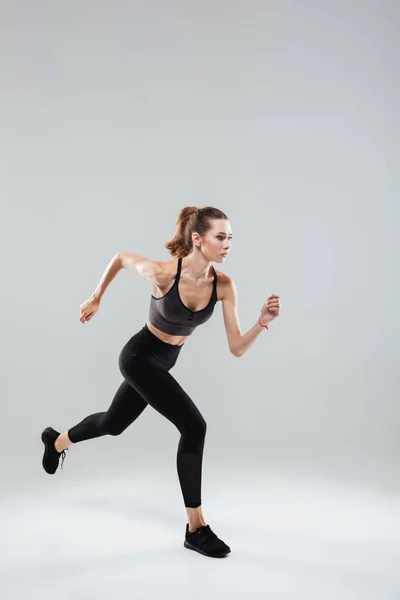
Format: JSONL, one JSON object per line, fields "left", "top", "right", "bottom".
{"left": 67, "top": 324, "right": 207, "bottom": 508}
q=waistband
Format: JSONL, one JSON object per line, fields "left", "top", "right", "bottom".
{"left": 141, "top": 323, "right": 185, "bottom": 352}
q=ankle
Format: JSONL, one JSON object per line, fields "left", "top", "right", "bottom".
{"left": 186, "top": 505, "right": 207, "bottom": 532}
{"left": 188, "top": 521, "right": 207, "bottom": 533}
{"left": 54, "top": 432, "right": 71, "bottom": 453}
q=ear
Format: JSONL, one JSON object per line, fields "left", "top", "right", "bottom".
{"left": 192, "top": 232, "right": 202, "bottom": 247}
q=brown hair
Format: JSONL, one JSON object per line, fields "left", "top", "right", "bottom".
{"left": 165, "top": 206, "right": 229, "bottom": 258}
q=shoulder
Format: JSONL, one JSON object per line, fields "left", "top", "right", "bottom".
{"left": 119, "top": 253, "right": 176, "bottom": 283}
{"left": 153, "top": 258, "right": 178, "bottom": 285}
{"left": 157, "top": 258, "right": 177, "bottom": 275}
{"left": 213, "top": 269, "right": 237, "bottom": 302}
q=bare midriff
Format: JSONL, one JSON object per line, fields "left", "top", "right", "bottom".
{"left": 146, "top": 320, "right": 188, "bottom": 346}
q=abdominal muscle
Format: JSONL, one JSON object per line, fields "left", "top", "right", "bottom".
{"left": 146, "top": 320, "right": 188, "bottom": 346}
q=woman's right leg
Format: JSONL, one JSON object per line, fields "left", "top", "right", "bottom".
{"left": 66, "top": 379, "right": 148, "bottom": 443}
{"left": 42, "top": 379, "right": 148, "bottom": 473}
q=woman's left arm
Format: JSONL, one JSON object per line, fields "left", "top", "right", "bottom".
{"left": 221, "top": 276, "right": 280, "bottom": 357}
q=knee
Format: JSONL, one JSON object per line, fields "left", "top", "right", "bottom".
{"left": 107, "top": 425, "right": 126, "bottom": 436}
{"left": 99, "top": 417, "right": 126, "bottom": 437}
{"left": 179, "top": 416, "right": 207, "bottom": 454}
{"left": 197, "top": 416, "right": 207, "bottom": 438}
{"left": 186, "top": 415, "right": 207, "bottom": 442}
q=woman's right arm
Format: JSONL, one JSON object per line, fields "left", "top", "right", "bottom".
{"left": 93, "top": 252, "right": 161, "bottom": 302}
{"left": 80, "top": 252, "right": 161, "bottom": 323}
{"left": 118, "top": 252, "right": 162, "bottom": 282}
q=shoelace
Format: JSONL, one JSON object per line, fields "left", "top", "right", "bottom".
{"left": 60, "top": 447, "right": 69, "bottom": 469}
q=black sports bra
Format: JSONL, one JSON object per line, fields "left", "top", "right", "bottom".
{"left": 148, "top": 257, "right": 218, "bottom": 336}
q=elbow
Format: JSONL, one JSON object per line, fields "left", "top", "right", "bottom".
{"left": 230, "top": 346, "right": 242, "bottom": 358}
{"left": 115, "top": 252, "right": 124, "bottom": 269}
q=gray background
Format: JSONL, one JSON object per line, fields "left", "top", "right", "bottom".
{"left": 1, "top": 1, "right": 398, "bottom": 598}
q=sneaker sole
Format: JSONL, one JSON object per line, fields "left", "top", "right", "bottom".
{"left": 184, "top": 540, "right": 231, "bottom": 558}
{"left": 41, "top": 427, "right": 60, "bottom": 475}
{"left": 41, "top": 427, "right": 54, "bottom": 444}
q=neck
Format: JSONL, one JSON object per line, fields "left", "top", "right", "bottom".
{"left": 181, "top": 253, "right": 213, "bottom": 281}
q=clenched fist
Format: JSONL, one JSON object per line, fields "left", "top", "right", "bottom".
{"left": 259, "top": 293, "right": 280, "bottom": 327}
{"left": 80, "top": 296, "right": 100, "bottom": 323}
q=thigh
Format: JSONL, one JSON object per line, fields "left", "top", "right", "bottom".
{"left": 119, "top": 354, "right": 205, "bottom": 433}
{"left": 104, "top": 379, "right": 148, "bottom": 430}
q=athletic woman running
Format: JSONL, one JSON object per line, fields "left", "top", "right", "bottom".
{"left": 41, "top": 206, "right": 280, "bottom": 558}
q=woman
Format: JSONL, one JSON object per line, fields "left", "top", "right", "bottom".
{"left": 41, "top": 206, "right": 280, "bottom": 558}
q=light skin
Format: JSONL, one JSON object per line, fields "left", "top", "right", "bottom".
{"left": 54, "top": 218, "right": 280, "bottom": 532}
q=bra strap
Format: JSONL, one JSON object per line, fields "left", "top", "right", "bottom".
{"left": 176, "top": 257, "right": 182, "bottom": 280}
{"left": 212, "top": 266, "right": 218, "bottom": 297}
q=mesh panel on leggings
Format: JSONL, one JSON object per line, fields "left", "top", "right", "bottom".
{"left": 177, "top": 451, "right": 204, "bottom": 508}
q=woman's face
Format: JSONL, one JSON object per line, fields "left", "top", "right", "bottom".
{"left": 196, "top": 219, "right": 233, "bottom": 262}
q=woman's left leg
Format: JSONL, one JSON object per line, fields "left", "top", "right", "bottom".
{"left": 118, "top": 350, "right": 207, "bottom": 511}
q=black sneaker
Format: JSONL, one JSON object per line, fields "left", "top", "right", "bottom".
{"left": 41, "top": 427, "right": 68, "bottom": 474}
{"left": 184, "top": 523, "right": 231, "bottom": 558}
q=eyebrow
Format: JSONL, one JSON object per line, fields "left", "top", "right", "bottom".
{"left": 216, "top": 232, "right": 233, "bottom": 235}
